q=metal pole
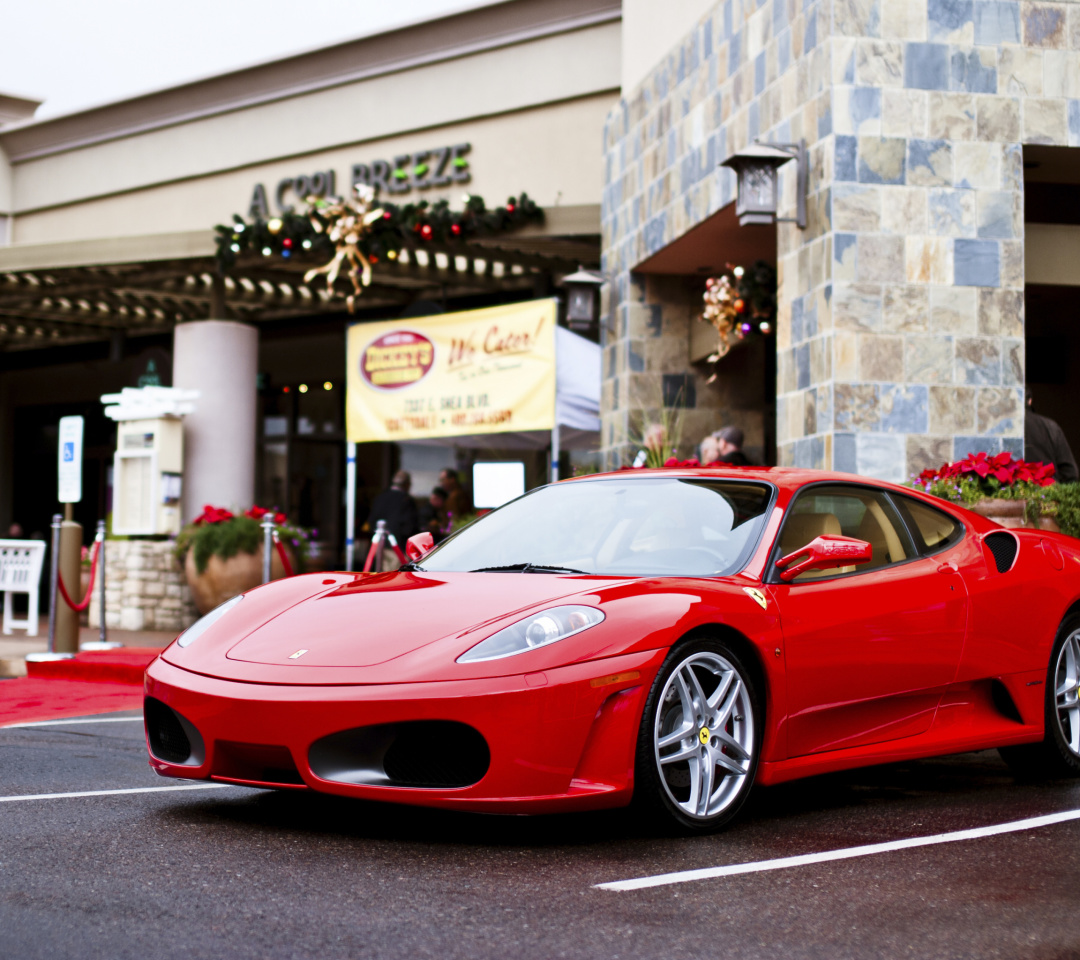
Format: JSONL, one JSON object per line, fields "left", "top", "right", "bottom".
{"left": 551, "top": 423, "right": 561, "bottom": 484}
{"left": 97, "top": 520, "right": 106, "bottom": 646}
{"left": 47, "top": 513, "right": 61, "bottom": 654}
{"left": 261, "top": 514, "right": 274, "bottom": 584}
{"left": 373, "top": 520, "right": 386, "bottom": 573}
{"left": 345, "top": 441, "right": 357, "bottom": 571}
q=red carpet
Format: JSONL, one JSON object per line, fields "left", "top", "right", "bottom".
{"left": 0, "top": 677, "right": 143, "bottom": 726}
{"left": 25, "top": 648, "right": 161, "bottom": 685}
{"left": 0, "top": 649, "right": 160, "bottom": 726}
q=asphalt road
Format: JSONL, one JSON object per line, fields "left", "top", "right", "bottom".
{"left": 1, "top": 713, "right": 1079, "bottom": 960}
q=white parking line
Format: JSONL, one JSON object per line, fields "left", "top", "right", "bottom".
{"left": 596, "top": 808, "right": 1080, "bottom": 891}
{"left": 1, "top": 716, "right": 142, "bottom": 729}
{"left": 0, "top": 784, "right": 235, "bottom": 804}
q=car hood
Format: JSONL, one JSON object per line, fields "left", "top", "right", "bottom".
{"left": 163, "top": 570, "right": 651, "bottom": 683}
{"left": 227, "top": 571, "right": 626, "bottom": 667}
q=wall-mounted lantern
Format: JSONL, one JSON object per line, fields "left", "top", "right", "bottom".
{"left": 720, "top": 139, "right": 807, "bottom": 229}
{"left": 560, "top": 268, "right": 606, "bottom": 332}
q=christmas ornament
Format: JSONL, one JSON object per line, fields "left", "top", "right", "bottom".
{"left": 302, "top": 184, "right": 386, "bottom": 312}
{"left": 699, "top": 260, "right": 777, "bottom": 381}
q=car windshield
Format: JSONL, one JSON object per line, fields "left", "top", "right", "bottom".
{"left": 419, "top": 477, "right": 773, "bottom": 577}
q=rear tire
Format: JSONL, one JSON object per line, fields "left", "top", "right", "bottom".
{"left": 999, "top": 613, "right": 1080, "bottom": 779}
{"left": 632, "top": 638, "right": 761, "bottom": 834}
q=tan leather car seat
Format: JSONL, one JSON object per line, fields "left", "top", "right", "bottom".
{"left": 855, "top": 500, "right": 906, "bottom": 569}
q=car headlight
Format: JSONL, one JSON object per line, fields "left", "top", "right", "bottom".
{"left": 176, "top": 594, "right": 244, "bottom": 648}
{"left": 456, "top": 605, "right": 604, "bottom": 663}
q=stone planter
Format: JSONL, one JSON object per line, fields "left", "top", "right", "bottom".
{"left": 184, "top": 546, "right": 291, "bottom": 615}
{"left": 969, "top": 499, "right": 1060, "bottom": 533}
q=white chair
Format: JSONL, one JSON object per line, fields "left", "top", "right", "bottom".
{"left": 0, "top": 539, "right": 46, "bottom": 636}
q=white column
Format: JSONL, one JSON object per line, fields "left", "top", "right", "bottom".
{"left": 173, "top": 320, "right": 258, "bottom": 522}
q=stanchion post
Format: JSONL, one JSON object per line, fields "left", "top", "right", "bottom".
{"left": 373, "top": 520, "right": 386, "bottom": 573}
{"left": 97, "top": 520, "right": 107, "bottom": 645}
{"left": 261, "top": 514, "right": 274, "bottom": 584}
{"left": 47, "top": 513, "right": 61, "bottom": 654}
{"left": 345, "top": 441, "right": 357, "bottom": 572}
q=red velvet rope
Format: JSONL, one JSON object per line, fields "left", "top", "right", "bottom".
{"left": 57, "top": 539, "right": 100, "bottom": 612}
{"left": 273, "top": 534, "right": 295, "bottom": 577}
{"left": 360, "top": 529, "right": 406, "bottom": 573}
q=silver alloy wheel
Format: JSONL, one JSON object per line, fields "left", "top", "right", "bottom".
{"left": 653, "top": 651, "right": 754, "bottom": 821}
{"left": 1055, "top": 629, "right": 1080, "bottom": 757}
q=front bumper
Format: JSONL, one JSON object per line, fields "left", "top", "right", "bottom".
{"left": 144, "top": 649, "right": 665, "bottom": 814}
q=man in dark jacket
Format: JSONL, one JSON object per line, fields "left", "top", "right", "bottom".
{"left": 367, "top": 470, "right": 419, "bottom": 549}
{"left": 714, "top": 426, "right": 753, "bottom": 466}
{"left": 1025, "top": 394, "right": 1078, "bottom": 482}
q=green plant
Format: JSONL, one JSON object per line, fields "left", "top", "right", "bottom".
{"left": 174, "top": 505, "right": 313, "bottom": 574}
{"left": 1032, "top": 483, "right": 1080, "bottom": 539}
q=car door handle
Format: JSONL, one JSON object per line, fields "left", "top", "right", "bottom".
{"left": 937, "top": 561, "right": 958, "bottom": 573}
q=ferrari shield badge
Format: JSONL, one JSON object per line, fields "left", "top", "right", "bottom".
{"left": 742, "top": 587, "right": 768, "bottom": 610}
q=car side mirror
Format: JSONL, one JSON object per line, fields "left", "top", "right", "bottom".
{"left": 405, "top": 532, "right": 435, "bottom": 561}
{"left": 775, "top": 535, "right": 872, "bottom": 582}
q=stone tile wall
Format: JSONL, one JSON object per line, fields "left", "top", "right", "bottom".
{"left": 602, "top": 0, "right": 1080, "bottom": 479}
{"left": 88, "top": 540, "right": 197, "bottom": 633}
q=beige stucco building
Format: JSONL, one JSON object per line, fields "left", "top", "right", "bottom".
{"left": 0, "top": 0, "right": 619, "bottom": 557}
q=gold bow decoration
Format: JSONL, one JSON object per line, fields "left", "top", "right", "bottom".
{"left": 302, "top": 184, "right": 386, "bottom": 313}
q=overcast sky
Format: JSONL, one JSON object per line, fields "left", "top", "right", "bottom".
{"left": 0, "top": 0, "right": 497, "bottom": 119}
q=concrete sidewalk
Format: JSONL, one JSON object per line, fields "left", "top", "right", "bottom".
{"left": 1, "top": 616, "right": 177, "bottom": 677}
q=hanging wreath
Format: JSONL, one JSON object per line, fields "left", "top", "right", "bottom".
{"left": 700, "top": 260, "right": 776, "bottom": 379}
{"left": 213, "top": 187, "right": 544, "bottom": 310}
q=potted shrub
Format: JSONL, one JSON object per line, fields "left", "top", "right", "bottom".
{"left": 175, "top": 505, "right": 311, "bottom": 615}
{"left": 910, "top": 452, "right": 1060, "bottom": 532}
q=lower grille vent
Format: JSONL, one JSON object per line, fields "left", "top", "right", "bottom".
{"left": 984, "top": 531, "right": 1018, "bottom": 573}
{"left": 213, "top": 741, "right": 304, "bottom": 785}
{"left": 145, "top": 697, "right": 193, "bottom": 764}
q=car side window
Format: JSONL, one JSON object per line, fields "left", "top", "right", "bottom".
{"left": 892, "top": 495, "right": 963, "bottom": 555}
{"left": 774, "top": 485, "right": 915, "bottom": 582}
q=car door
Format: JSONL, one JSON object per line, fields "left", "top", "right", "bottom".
{"left": 769, "top": 484, "right": 968, "bottom": 758}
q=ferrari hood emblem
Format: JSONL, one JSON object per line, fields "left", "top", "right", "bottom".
{"left": 288, "top": 649, "right": 309, "bottom": 659}
{"left": 742, "top": 587, "right": 768, "bottom": 610}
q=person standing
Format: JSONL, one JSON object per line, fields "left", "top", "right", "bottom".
{"left": 439, "top": 468, "right": 469, "bottom": 525}
{"left": 418, "top": 486, "right": 449, "bottom": 542}
{"left": 713, "top": 426, "right": 753, "bottom": 466}
{"left": 367, "top": 470, "right": 419, "bottom": 567}
{"left": 1025, "top": 394, "right": 1078, "bottom": 482}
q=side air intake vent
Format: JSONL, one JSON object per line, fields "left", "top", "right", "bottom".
{"left": 984, "top": 531, "right": 1018, "bottom": 573}
{"left": 144, "top": 697, "right": 205, "bottom": 766}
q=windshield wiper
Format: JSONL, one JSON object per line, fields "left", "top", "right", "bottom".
{"left": 469, "top": 563, "right": 589, "bottom": 574}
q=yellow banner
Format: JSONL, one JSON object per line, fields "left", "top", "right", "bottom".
{"left": 346, "top": 299, "right": 557, "bottom": 443}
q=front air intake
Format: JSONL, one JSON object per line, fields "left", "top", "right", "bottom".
{"left": 309, "top": 721, "right": 490, "bottom": 789}
{"left": 984, "top": 531, "right": 1018, "bottom": 573}
{"left": 145, "top": 697, "right": 199, "bottom": 764}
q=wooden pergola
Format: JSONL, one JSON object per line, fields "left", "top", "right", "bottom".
{"left": 0, "top": 221, "right": 599, "bottom": 351}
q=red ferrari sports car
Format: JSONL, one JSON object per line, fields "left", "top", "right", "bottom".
{"left": 145, "top": 467, "right": 1080, "bottom": 832}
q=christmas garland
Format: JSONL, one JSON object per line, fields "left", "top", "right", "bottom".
{"left": 214, "top": 191, "right": 544, "bottom": 276}
{"left": 700, "top": 260, "right": 777, "bottom": 373}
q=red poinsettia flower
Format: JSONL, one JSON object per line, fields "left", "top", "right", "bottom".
{"left": 194, "top": 505, "right": 235, "bottom": 525}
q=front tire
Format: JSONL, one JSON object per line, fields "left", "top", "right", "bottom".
{"left": 999, "top": 614, "right": 1080, "bottom": 778}
{"left": 633, "top": 638, "right": 761, "bottom": 833}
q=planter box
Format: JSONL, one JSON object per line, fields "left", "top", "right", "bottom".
{"left": 184, "top": 545, "right": 292, "bottom": 615}
{"left": 969, "top": 499, "right": 1060, "bottom": 533}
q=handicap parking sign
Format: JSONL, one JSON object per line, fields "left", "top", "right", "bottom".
{"left": 58, "top": 416, "right": 84, "bottom": 503}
